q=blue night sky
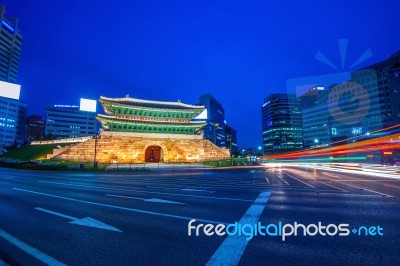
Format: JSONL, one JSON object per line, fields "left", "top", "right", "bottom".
{"left": 3, "top": 0, "right": 400, "bottom": 147}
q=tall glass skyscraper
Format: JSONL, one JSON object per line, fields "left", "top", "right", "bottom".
{"left": 0, "top": 6, "right": 25, "bottom": 151}
{"left": 300, "top": 51, "right": 400, "bottom": 148}
{"left": 261, "top": 93, "right": 303, "bottom": 154}
{"left": 300, "top": 86, "right": 331, "bottom": 148}
{"left": 298, "top": 51, "right": 400, "bottom": 163}
{"left": 197, "top": 93, "right": 226, "bottom": 147}
{"left": 0, "top": 5, "right": 22, "bottom": 83}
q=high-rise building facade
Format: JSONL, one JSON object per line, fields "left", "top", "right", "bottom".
{"left": 300, "top": 86, "right": 331, "bottom": 148}
{"left": 0, "top": 94, "right": 26, "bottom": 149}
{"left": 0, "top": 6, "right": 25, "bottom": 151}
{"left": 26, "top": 115, "right": 45, "bottom": 140}
{"left": 224, "top": 125, "right": 238, "bottom": 154}
{"left": 349, "top": 51, "right": 400, "bottom": 129}
{"left": 261, "top": 93, "right": 303, "bottom": 154}
{"left": 0, "top": 5, "right": 22, "bottom": 83}
{"left": 197, "top": 93, "right": 226, "bottom": 147}
{"left": 300, "top": 51, "right": 400, "bottom": 149}
{"left": 45, "top": 105, "right": 97, "bottom": 138}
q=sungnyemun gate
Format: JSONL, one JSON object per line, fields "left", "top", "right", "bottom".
{"left": 54, "top": 95, "right": 230, "bottom": 163}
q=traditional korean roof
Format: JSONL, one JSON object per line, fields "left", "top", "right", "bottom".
{"left": 97, "top": 114, "right": 207, "bottom": 127}
{"left": 99, "top": 96, "right": 204, "bottom": 111}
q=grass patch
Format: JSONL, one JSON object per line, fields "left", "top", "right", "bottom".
{"left": 203, "top": 158, "right": 248, "bottom": 167}
{"left": 2, "top": 144, "right": 65, "bottom": 161}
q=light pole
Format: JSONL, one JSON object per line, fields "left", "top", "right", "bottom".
{"left": 93, "top": 132, "right": 99, "bottom": 170}
{"left": 229, "top": 136, "right": 233, "bottom": 166}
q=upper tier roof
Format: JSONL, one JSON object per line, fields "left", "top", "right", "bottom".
{"left": 100, "top": 96, "right": 204, "bottom": 111}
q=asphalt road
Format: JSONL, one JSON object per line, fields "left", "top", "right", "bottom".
{"left": 0, "top": 165, "right": 399, "bottom": 265}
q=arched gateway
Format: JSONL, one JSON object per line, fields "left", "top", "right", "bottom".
{"left": 145, "top": 145, "right": 162, "bottom": 162}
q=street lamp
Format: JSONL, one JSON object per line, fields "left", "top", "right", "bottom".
{"left": 229, "top": 136, "right": 233, "bottom": 166}
{"left": 93, "top": 131, "right": 100, "bottom": 170}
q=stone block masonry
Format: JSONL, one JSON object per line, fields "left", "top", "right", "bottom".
{"left": 54, "top": 134, "right": 230, "bottom": 163}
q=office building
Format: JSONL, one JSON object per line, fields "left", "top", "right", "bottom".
{"left": 0, "top": 5, "right": 22, "bottom": 83}
{"left": 299, "top": 86, "right": 331, "bottom": 148}
{"left": 0, "top": 94, "right": 26, "bottom": 149}
{"left": 45, "top": 103, "right": 97, "bottom": 139}
{"left": 26, "top": 115, "right": 45, "bottom": 140}
{"left": 224, "top": 125, "right": 238, "bottom": 154}
{"left": 197, "top": 93, "right": 226, "bottom": 147}
{"left": 296, "top": 52, "right": 400, "bottom": 163}
{"left": 348, "top": 51, "right": 400, "bottom": 129}
{"left": 0, "top": 6, "right": 25, "bottom": 151}
{"left": 300, "top": 51, "right": 400, "bottom": 147}
{"left": 261, "top": 93, "right": 303, "bottom": 154}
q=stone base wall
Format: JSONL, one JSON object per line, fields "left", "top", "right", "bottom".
{"left": 54, "top": 135, "right": 230, "bottom": 163}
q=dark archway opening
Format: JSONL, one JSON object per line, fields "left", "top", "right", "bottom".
{"left": 145, "top": 146, "right": 162, "bottom": 162}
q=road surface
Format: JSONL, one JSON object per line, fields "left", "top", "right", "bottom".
{"left": 0, "top": 165, "right": 399, "bottom": 265}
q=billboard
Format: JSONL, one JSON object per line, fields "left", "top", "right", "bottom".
{"left": 0, "top": 81, "right": 21, "bottom": 100}
{"left": 79, "top": 98, "right": 97, "bottom": 112}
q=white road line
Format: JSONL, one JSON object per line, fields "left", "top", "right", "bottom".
{"left": 322, "top": 173, "right": 340, "bottom": 178}
{"left": 34, "top": 207, "right": 122, "bottom": 232}
{"left": 0, "top": 229, "right": 66, "bottom": 266}
{"left": 341, "top": 183, "right": 393, "bottom": 197}
{"left": 38, "top": 181, "right": 252, "bottom": 202}
{"left": 13, "top": 188, "right": 225, "bottom": 224}
{"left": 154, "top": 184, "right": 313, "bottom": 191}
{"left": 206, "top": 191, "right": 271, "bottom": 266}
{"left": 52, "top": 175, "right": 279, "bottom": 189}
{"left": 285, "top": 173, "right": 316, "bottom": 188}
{"left": 267, "top": 187, "right": 320, "bottom": 191}
{"left": 318, "top": 193, "right": 388, "bottom": 197}
{"left": 107, "top": 194, "right": 185, "bottom": 204}
{"left": 146, "top": 186, "right": 178, "bottom": 190}
{"left": 318, "top": 181, "right": 348, "bottom": 192}
{"left": 146, "top": 186, "right": 214, "bottom": 193}
{"left": 277, "top": 175, "right": 289, "bottom": 185}
{"left": 181, "top": 188, "right": 213, "bottom": 193}
{"left": 35, "top": 207, "right": 76, "bottom": 220}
